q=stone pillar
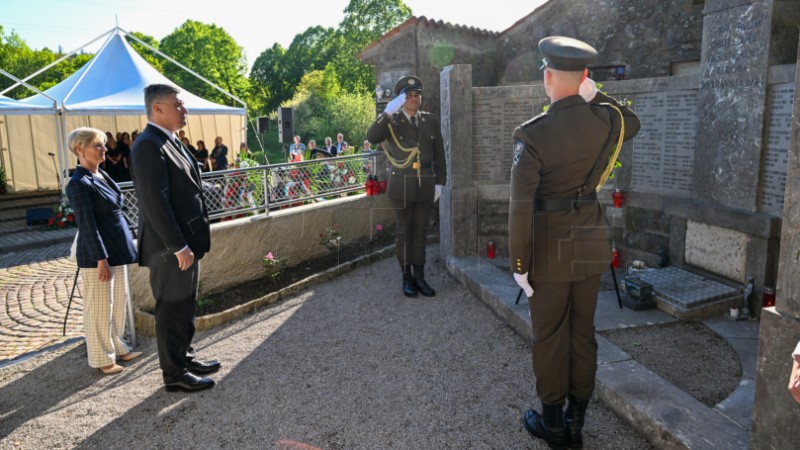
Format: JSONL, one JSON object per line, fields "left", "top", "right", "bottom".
{"left": 694, "top": 0, "right": 773, "bottom": 211}
{"left": 439, "top": 64, "right": 479, "bottom": 261}
{"left": 751, "top": 37, "right": 800, "bottom": 449}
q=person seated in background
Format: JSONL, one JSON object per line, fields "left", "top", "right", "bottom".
{"left": 212, "top": 136, "right": 229, "bottom": 171}
{"left": 289, "top": 135, "right": 305, "bottom": 162}
{"left": 181, "top": 137, "right": 196, "bottom": 155}
{"left": 131, "top": 129, "right": 139, "bottom": 142}
{"left": 195, "top": 140, "right": 210, "bottom": 172}
{"left": 116, "top": 131, "right": 133, "bottom": 182}
{"left": 322, "top": 136, "right": 336, "bottom": 156}
{"left": 101, "top": 132, "right": 128, "bottom": 183}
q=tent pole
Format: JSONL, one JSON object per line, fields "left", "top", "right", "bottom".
{"left": 120, "top": 28, "right": 247, "bottom": 109}
{"left": 0, "top": 28, "right": 116, "bottom": 96}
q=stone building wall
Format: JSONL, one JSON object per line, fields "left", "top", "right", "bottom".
{"left": 496, "top": 0, "right": 705, "bottom": 84}
{"left": 360, "top": 17, "right": 498, "bottom": 118}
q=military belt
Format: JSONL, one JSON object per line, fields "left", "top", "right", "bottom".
{"left": 535, "top": 192, "right": 598, "bottom": 212}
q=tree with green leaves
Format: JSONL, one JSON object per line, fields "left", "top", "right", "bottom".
{"left": 159, "top": 20, "right": 249, "bottom": 107}
{"left": 334, "top": 0, "right": 412, "bottom": 93}
{"left": 0, "top": 26, "right": 93, "bottom": 98}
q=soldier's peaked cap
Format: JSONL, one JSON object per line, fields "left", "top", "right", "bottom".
{"left": 395, "top": 76, "right": 422, "bottom": 96}
{"left": 538, "top": 36, "right": 597, "bottom": 71}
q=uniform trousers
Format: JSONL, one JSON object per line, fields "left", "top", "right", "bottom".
{"left": 81, "top": 265, "right": 131, "bottom": 368}
{"left": 390, "top": 197, "right": 433, "bottom": 266}
{"left": 529, "top": 275, "right": 601, "bottom": 405}
{"left": 149, "top": 258, "right": 199, "bottom": 381}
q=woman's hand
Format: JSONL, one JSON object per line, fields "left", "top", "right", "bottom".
{"left": 97, "top": 259, "right": 112, "bottom": 282}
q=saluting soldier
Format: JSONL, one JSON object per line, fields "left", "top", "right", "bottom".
{"left": 367, "top": 76, "right": 446, "bottom": 297}
{"left": 509, "top": 37, "right": 640, "bottom": 449}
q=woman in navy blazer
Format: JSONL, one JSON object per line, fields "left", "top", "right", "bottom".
{"left": 65, "top": 127, "right": 142, "bottom": 375}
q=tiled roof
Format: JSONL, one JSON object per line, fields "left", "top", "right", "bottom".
{"left": 359, "top": 16, "right": 500, "bottom": 59}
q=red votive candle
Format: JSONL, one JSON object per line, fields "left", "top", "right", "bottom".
{"left": 487, "top": 240, "right": 496, "bottom": 259}
{"left": 612, "top": 189, "right": 625, "bottom": 208}
{"left": 611, "top": 247, "right": 620, "bottom": 268}
{"left": 762, "top": 287, "right": 776, "bottom": 308}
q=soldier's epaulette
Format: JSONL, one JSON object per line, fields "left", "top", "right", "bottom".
{"left": 519, "top": 112, "right": 547, "bottom": 129}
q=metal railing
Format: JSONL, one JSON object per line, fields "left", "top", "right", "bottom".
{"left": 118, "top": 152, "right": 384, "bottom": 228}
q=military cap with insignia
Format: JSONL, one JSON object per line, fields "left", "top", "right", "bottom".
{"left": 538, "top": 36, "right": 597, "bottom": 71}
{"left": 395, "top": 76, "right": 423, "bottom": 96}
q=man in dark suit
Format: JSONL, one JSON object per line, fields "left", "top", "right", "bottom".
{"left": 334, "top": 133, "right": 348, "bottom": 156}
{"left": 367, "top": 76, "right": 446, "bottom": 298}
{"left": 130, "top": 84, "right": 221, "bottom": 393}
{"left": 509, "top": 37, "right": 640, "bottom": 449}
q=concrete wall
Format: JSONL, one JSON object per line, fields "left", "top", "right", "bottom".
{"left": 752, "top": 33, "right": 800, "bottom": 449}
{"left": 130, "top": 194, "right": 396, "bottom": 312}
{"left": 441, "top": 66, "right": 792, "bottom": 313}
{"left": 496, "top": 0, "right": 704, "bottom": 85}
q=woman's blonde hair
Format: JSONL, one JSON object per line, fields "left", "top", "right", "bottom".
{"left": 67, "top": 127, "right": 106, "bottom": 157}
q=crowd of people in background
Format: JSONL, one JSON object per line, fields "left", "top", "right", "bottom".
{"left": 97, "top": 129, "right": 238, "bottom": 182}
{"left": 288, "top": 132, "right": 374, "bottom": 162}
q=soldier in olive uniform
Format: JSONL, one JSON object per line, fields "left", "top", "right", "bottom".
{"left": 509, "top": 37, "right": 640, "bottom": 449}
{"left": 367, "top": 76, "right": 447, "bottom": 297}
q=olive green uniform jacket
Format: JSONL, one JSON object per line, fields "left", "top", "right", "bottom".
{"left": 509, "top": 92, "right": 640, "bottom": 282}
{"left": 366, "top": 111, "right": 447, "bottom": 202}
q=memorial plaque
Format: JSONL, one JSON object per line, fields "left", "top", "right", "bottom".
{"left": 695, "top": 2, "right": 771, "bottom": 210}
{"left": 472, "top": 96, "right": 542, "bottom": 184}
{"left": 632, "top": 90, "right": 697, "bottom": 196}
{"left": 759, "top": 83, "right": 794, "bottom": 215}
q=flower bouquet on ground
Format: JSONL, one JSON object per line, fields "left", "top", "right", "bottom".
{"left": 47, "top": 201, "right": 76, "bottom": 230}
{"left": 262, "top": 251, "right": 288, "bottom": 284}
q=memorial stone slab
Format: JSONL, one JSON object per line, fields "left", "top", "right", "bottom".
{"left": 632, "top": 90, "right": 697, "bottom": 196}
{"left": 684, "top": 220, "right": 748, "bottom": 282}
{"left": 695, "top": 1, "right": 772, "bottom": 210}
{"left": 758, "top": 83, "right": 794, "bottom": 216}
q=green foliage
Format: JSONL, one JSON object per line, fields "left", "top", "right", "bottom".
{"left": 283, "top": 68, "right": 375, "bottom": 148}
{"left": 0, "top": 25, "right": 93, "bottom": 99}
{"left": 320, "top": 224, "right": 343, "bottom": 252}
{"left": 159, "top": 20, "right": 249, "bottom": 107}
{"left": 261, "top": 251, "right": 288, "bottom": 284}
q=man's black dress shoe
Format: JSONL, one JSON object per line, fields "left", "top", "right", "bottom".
{"left": 164, "top": 372, "right": 215, "bottom": 392}
{"left": 187, "top": 359, "right": 221, "bottom": 374}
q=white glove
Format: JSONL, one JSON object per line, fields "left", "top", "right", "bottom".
{"left": 434, "top": 184, "right": 442, "bottom": 202}
{"left": 514, "top": 272, "right": 534, "bottom": 297}
{"left": 384, "top": 93, "right": 406, "bottom": 116}
{"left": 579, "top": 77, "right": 597, "bottom": 102}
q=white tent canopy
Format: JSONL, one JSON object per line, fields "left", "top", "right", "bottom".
{"left": 0, "top": 74, "right": 62, "bottom": 192}
{"left": 4, "top": 28, "right": 246, "bottom": 192}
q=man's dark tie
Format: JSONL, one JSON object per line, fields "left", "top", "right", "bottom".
{"left": 411, "top": 116, "right": 418, "bottom": 128}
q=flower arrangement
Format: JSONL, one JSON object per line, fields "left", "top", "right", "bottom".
{"left": 47, "top": 202, "right": 76, "bottom": 229}
{"left": 262, "top": 251, "right": 288, "bottom": 284}
{"left": 320, "top": 223, "right": 342, "bottom": 252}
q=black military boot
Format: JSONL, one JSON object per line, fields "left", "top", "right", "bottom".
{"left": 564, "top": 395, "right": 590, "bottom": 449}
{"left": 402, "top": 265, "right": 418, "bottom": 297}
{"left": 522, "top": 404, "right": 568, "bottom": 450}
{"left": 412, "top": 264, "right": 436, "bottom": 297}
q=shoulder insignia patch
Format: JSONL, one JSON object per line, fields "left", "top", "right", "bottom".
{"left": 512, "top": 139, "right": 525, "bottom": 166}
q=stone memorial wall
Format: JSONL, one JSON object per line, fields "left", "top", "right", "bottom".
{"left": 759, "top": 83, "right": 795, "bottom": 216}
{"left": 631, "top": 90, "right": 698, "bottom": 196}
{"left": 472, "top": 92, "right": 547, "bottom": 185}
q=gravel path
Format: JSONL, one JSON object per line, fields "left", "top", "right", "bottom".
{"left": 0, "top": 257, "right": 653, "bottom": 449}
